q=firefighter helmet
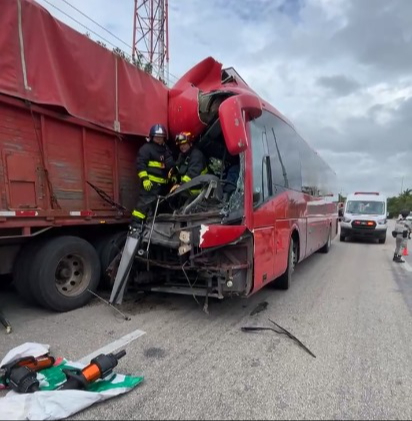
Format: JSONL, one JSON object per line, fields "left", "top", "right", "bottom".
{"left": 175, "top": 131, "right": 193, "bottom": 146}
{"left": 149, "top": 124, "right": 167, "bottom": 140}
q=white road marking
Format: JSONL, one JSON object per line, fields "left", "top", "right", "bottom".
{"left": 402, "top": 262, "right": 412, "bottom": 273}
{"left": 77, "top": 328, "right": 146, "bottom": 364}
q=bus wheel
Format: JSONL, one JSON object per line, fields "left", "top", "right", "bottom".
{"left": 30, "top": 236, "right": 101, "bottom": 312}
{"left": 319, "top": 227, "right": 332, "bottom": 253}
{"left": 276, "top": 238, "right": 297, "bottom": 290}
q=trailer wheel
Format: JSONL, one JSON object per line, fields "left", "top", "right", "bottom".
{"left": 30, "top": 236, "right": 101, "bottom": 312}
{"left": 12, "top": 240, "right": 45, "bottom": 304}
{"left": 275, "top": 238, "right": 297, "bottom": 290}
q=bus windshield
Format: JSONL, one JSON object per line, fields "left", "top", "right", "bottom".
{"left": 346, "top": 200, "right": 385, "bottom": 215}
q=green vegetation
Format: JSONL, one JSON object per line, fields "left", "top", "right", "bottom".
{"left": 387, "top": 189, "right": 412, "bottom": 218}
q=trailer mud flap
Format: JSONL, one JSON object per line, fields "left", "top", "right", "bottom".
{"left": 109, "top": 233, "right": 140, "bottom": 305}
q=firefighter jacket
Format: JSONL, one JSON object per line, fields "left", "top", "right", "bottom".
{"left": 175, "top": 147, "right": 208, "bottom": 183}
{"left": 136, "top": 142, "right": 174, "bottom": 185}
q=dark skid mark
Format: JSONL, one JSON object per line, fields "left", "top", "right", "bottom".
{"left": 144, "top": 347, "right": 167, "bottom": 359}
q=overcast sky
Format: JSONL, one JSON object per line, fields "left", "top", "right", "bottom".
{"left": 36, "top": 0, "right": 412, "bottom": 197}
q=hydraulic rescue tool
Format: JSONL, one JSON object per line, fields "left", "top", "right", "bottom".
{"left": 57, "top": 350, "right": 126, "bottom": 390}
{"left": 0, "top": 355, "right": 55, "bottom": 393}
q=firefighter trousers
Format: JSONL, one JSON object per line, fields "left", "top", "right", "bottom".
{"left": 132, "top": 183, "right": 164, "bottom": 221}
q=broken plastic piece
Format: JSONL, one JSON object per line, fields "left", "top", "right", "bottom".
{"left": 241, "top": 318, "right": 316, "bottom": 359}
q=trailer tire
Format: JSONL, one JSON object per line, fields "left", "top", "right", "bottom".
{"left": 12, "top": 240, "right": 45, "bottom": 304}
{"left": 30, "top": 236, "right": 101, "bottom": 312}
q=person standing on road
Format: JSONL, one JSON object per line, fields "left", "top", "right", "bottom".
{"left": 393, "top": 209, "right": 412, "bottom": 263}
{"left": 130, "top": 124, "right": 174, "bottom": 231}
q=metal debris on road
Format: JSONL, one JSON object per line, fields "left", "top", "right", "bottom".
{"left": 250, "top": 301, "right": 268, "bottom": 316}
{"left": 0, "top": 311, "right": 12, "bottom": 334}
{"left": 241, "top": 318, "right": 316, "bottom": 359}
{"left": 87, "top": 289, "right": 131, "bottom": 321}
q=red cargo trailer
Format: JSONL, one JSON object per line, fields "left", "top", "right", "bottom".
{"left": 0, "top": 0, "right": 168, "bottom": 311}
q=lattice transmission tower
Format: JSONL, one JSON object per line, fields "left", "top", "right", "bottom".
{"left": 132, "top": 0, "right": 169, "bottom": 84}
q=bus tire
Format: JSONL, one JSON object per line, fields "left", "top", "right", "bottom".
{"left": 340, "top": 235, "right": 346, "bottom": 242}
{"left": 276, "top": 238, "right": 296, "bottom": 290}
{"left": 319, "top": 227, "right": 332, "bottom": 254}
{"left": 30, "top": 236, "right": 101, "bottom": 312}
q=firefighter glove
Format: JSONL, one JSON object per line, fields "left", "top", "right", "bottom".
{"left": 170, "top": 184, "right": 180, "bottom": 194}
{"left": 143, "top": 179, "right": 153, "bottom": 191}
{"left": 168, "top": 168, "right": 178, "bottom": 184}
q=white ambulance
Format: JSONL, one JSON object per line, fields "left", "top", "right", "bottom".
{"left": 340, "top": 192, "right": 388, "bottom": 243}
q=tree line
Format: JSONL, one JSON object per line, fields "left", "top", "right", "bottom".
{"left": 387, "top": 189, "right": 412, "bottom": 218}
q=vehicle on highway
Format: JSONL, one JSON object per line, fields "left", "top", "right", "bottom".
{"left": 340, "top": 192, "right": 388, "bottom": 243}
{"left": 110, "top": 57, "right": 339, "bottom": 303}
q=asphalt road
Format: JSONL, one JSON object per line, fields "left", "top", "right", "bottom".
{"left": 1, "top": 223, "right": 412, "bottom": 420}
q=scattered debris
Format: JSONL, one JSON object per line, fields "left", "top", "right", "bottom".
{"left": 250, "top": 301, "right": 268, "bottom": 316}
{"left": 87, "top": 289, "right": 131, "bottom": 321}
{"left": 0, "top": 311, "right": 12, "bottom": 334}
{"left": 241, "top": 318, "right": 316, "bottom": 359}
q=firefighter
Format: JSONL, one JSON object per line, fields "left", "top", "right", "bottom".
{"left": 130, "top": 123, "right": 174, "bottom": 230}
{"left": 169, "top": 132, "right": 208, "bottom": 195}
{"left": 393, "top": 209, "right": 412, "bottom": 263}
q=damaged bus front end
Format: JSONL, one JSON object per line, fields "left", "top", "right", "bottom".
{"left": 109, "top": 57, "right": 262, "bottom": 302}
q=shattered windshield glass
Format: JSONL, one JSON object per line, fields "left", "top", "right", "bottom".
{"left": 224, "top": 152, "right": 245, "bottom": 218}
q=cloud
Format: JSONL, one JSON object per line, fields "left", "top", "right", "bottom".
{"left": 34, "top": 0, "right": 412, "bottom": 197}
{"left": 317, "top": 75, "right": 361, "bottom": 97}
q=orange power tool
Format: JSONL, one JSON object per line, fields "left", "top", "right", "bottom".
{"left": 57, "top": 350, "right": 126, "bottom": 390}
{"left": 0, "top": 355, "right": 55, "bottom": 380}
{"left": 0, "top": 355, "right": 56, "bottom": 393}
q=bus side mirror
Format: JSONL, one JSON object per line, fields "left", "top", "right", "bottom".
{"left": 219, "top": 93, "right": 262, "bottom": 155}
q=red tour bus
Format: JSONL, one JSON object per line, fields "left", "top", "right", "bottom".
{"left": 111, "top": 57, "right": 338, "bottom": 303}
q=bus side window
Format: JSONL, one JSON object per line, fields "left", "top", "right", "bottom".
{"left": 249, "top": 119, "right": 270, "bottom": 205}
{"left": 264, "top": 112, "right": 302, "bottom": 192}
